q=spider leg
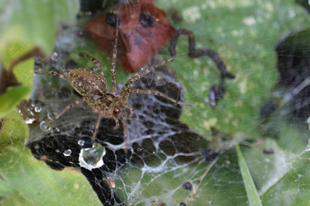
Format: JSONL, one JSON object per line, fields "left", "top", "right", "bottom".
{"left": 79, "top": 53, "right": 108, "bottom": 86}
{"left": 126, "top": 88, "right": 191, "bottom": 106}
{"left": 124, "top": 105, "right": 134, "bottom": 118}
{"left": 91, "top": 110, "right": 103, "bottom": 143}
{"left": 112, "top": 115, "right": 119, "bottom": 130}
{"left": 46, "top": 97, "right": 89, "bottom": 125}
{"left": 121, "top": 107, "right": 128, "bottom": 153}
{"left": 110, "top": 21, "right": 119, "bottom": 93}
{"left": 79, "top": 53, "right": 104, "bottom": 76}
{"left": 59, "top": 67, "right": 68, "bottom": 76}
{"left": 120, "top": 56, "right": 176, "bottom": 97}
{"left": 168, "top": 29, "right": 235, "bottom": 80}
{"left": 35, "top": 71, "right": 68, "bottom": 81}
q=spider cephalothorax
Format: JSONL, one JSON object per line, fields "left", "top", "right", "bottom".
{"left": 36, "top": 26, "right": 189, "bottom": 151}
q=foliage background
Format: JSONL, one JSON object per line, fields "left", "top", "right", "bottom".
{"left": 0, "top": 0, "right": 310, "bottom": 205}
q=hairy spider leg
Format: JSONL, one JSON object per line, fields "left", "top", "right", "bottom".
{"left": 168, "top": 29, "right": 235, "bottom": 84}
{"left": 59, "top": 67, "right": 68, "bottom": 76}
{"left": 119, "top": 56, "right": 191, "bottom": 106}
{"left": 35, "top": 71, "right": 91, "bottom": 124}
{"left": 91, "top": 110, "right": 103, "bottom": 143}
{"left": 120, "top": 56, "right": 176, "bottom": 98}
{"left": 111, "top": 19, "right": 119, "bottom": 93}
{"left": 79, "top": 53, "right": 108, "bottom": 87}
{"left": 124, "top": 105, "right": 134, "bottom": 118}
{"left": 120, "top": 107, "right": 128, "bottom": 152}
{"left": 35, "top": 71, "right": 68, "bottom": 81}
{"left": 127, "top": 88, "right": 191, "bottom": 106}
{"left": 46, "top": 97, "right": 89, "bottom": 125}
{"left": 112, "top": 115, "right": 119, "bottom": 129}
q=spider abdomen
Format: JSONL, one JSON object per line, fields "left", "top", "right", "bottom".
{"left": 68, "top": 68, "right": 108, "bottom": 96}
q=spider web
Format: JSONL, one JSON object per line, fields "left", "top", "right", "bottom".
{"left": 27, "top": 54, "right": 245, "bottom": 205}
{"left": 22, "top": 0, "right": 310, "bottom": 205}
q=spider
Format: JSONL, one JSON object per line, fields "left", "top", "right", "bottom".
{"left": 35, "top": 25, "right": 190, "bottom": 151}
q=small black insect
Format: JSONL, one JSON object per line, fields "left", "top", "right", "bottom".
{"left": 182, "top": 182, "right": 193, "bottom": 191}
{"left": 201, "top": 149, "right": 218, "bottom": 162}
{"left": 263, "top": 149, "right": 274, "bottom": 155}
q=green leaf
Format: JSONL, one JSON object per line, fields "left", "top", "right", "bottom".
{"left": 0, "top": 0, "right": 79, "bottom": 55}
{"left": 156, "top": 0, "right": 310, "bottom": 139}
{"left": 0, "top": 142, "right": 102, "bottom": 206}
{"left": 0, "top": 86, "right": 31, "bottom": 119}
{"left": 260, "top": 150, "right": 310, "bottom": 206}
{"left": 0, "top": 178, "right": 17, "bottom": 197}
{"left": 0, "top": 42, "right": 33, "bottom": 119}
{"left": 2, "top": 42, "right": 34, "bottom": 87}
{"left": 244, "top": 138, "right": 299, "bottom": 195}
{"left": 0, "top": 113, "right": 28, "bottom": 145}
{"left": 235, "top": 141, "right": 262, "bottom": 206}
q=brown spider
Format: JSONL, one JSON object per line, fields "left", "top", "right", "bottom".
{"left": 35, "top": 26, "right": 190, "bottom": 151}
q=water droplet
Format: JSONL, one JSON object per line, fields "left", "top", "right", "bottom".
{"left": 47, "top": 111, "right": 54, "bottom": 120}
{"left": 78, "top": 140, "right": 85, "bottom": 146}
{"left": 79, "top": 143, "right": 106, "bottom": 170}
{"left": 55, "top": 149, "right": 60, "bottom": 153}
{"left": 34, "top": 144, "right": 40, "bottom": 149}
{"left": 34, "top": 106, "right": 42, "bottom": 112}
{"left": 25, "top": 118, "right": 35, "bottom": 124}
{"left": 40, "top": 121, "right": 51, "bottom": 131}
{"left": 63, "top": 149, "right": 72, "bottom": 156}
{"left": 55, "top": 127, "right": 60, "bottom": 132}
{"left": 51, "top": 52, "right": 58, "bottom": 62}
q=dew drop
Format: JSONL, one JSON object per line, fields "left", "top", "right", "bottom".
{"left": 47, "top": 111, "right": 54, "bottom": 120}
{"left": 25, "top": 118, "right": 35, "bottom": 124}
{"left": 40, "top": 121, "right": 51, "bottom": 131}
{"left": 78, "top": 140, "right": 85, "bottom": 146}
{"left": 55, "top": 149, "right": 60, "bottom": 153}
{"left": 63, "top": 149, "right": 72, "bottom": 156}
{"left": 55, "top": 127, "right": 60, "bottom": 132}
{"left": 51, "top": 52, "right": 58, "bottom": 62}
{"left": 34, "top": 106, "right": 42, "bottom": 112}
{"left": 34, "top": 144, "right": 40, "bottom": 150}
{"left": 79, "top": 143, "right": 106, "bottom": 170}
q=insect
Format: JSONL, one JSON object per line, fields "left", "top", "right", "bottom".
{"left": 35, "top": 26, "right": 190, "bottom": 151}
{"left": 84, "top": 0, "right": 235, "bottom": 106}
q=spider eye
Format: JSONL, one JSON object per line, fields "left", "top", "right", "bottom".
{"left": 140, "top": 13, "right": 154, "bottom": 27}
{"left": 105, "top": 13, "right": 119, "bottom": 27}
{"left": 113, "top": 108, "right": 120, "bottom": 116}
